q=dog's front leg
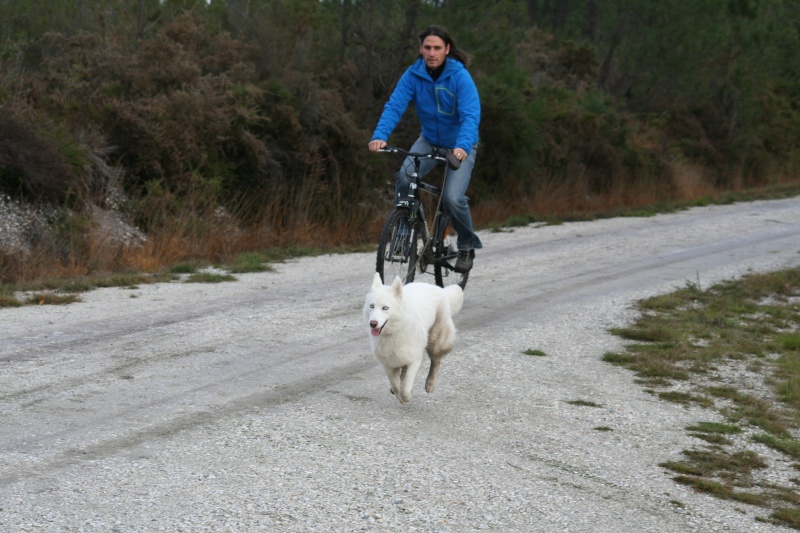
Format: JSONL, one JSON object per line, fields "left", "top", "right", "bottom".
{"left": 382, "top": 364, "right": 403, "bottom": 398}
{"left": 397, "top": 359, "right": 422, "bottom": 403}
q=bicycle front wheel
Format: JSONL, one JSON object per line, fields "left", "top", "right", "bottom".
{"left": 433, "top": 212, "right": 469, "bottom": 290}
{"left": 376, "top": 208, "right": 425, "bottom": 285}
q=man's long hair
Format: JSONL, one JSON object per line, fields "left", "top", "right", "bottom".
{"left": 418, "top": 25, "right": 473, "bottom": 67}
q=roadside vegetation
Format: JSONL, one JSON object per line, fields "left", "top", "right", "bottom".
{"left": 603, "top": 267, "right": 800, "bottom": 529}
{"left": 0, "top": 250, "right": 285, "bottom": 307}
{"left": 1, "top": 1, "right": 800, "bottom": 292}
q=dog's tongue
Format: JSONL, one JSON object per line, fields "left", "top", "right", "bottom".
{"left": 371, "top": 327, "right": 382, "bottom": 337}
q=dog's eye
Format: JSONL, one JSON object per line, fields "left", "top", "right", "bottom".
{"left": 369, "top": 304, "right": 374, "bottom": 309}
{"left": 382, "top": 306, "right": 389, "bottom": 311}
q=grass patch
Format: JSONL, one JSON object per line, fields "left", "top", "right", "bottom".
{"left": 606, "top": 267, "right": 800, "bottom": 527}
{"left": 609, "top": 324, "right": 675, "bottom": 343}
{"left": 15, "top": 272, "right": 176, "bottom": 295}
{"left": 753, "top": 433, "right": 800, "bottom": 459}
{"left": 687, "top": 421, "right": 743, "bottom": 435}
{"left": 0, "top": 244, "right": 341, "bottom": 308}
{"left": 23, "top": 292, "right": 82, "bottom": 305}
{"left": 185, "top": 272, "right": 237, "bottom": 283}
{"left": 777, "top": 344, "right": 800, "bottom": 409}
{"left": 522, "top": 348, "right": 547, "bottom": 357}
{"left": 567, "top": 399, "right": 603, "bottom": 408}
{"left": 781, "top": 331, "right": 800, "bottom": 351}
{"left": 502, "top": 213, "right": 539, "bottom": 228}
{"left": 228, "top": 252, "right": 275, "bottom": 274}
{"left": 674, "top": 476, "right": 767, "bottom": 506}
{"left": 0, "top": 289, "right": 20, "bottom": 307}
{"left": 169, "top": 262, "right": 204, "bottom": 274}
{"left": 771, "top": 507, "right": 800, "bottom": 529}
{"left": 602, "top": 351, "right": 637, "bottom": 365}
{"left": 690, "top": 433, "right": 733, "bottom": 446}
{"left": 658, "top": 391, "right": 714, "bottom": 407}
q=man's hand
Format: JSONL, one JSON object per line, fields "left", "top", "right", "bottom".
{"left": 368, "top": 140, "right": 387, "bottom": 152}
{"left": 452, "top": 148, "right": 467, "bottom": 161}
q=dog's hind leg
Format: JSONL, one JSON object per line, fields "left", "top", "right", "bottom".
{"left": 425, "top": 311, "right": 455, "bottom": 394}
{"left": 425, "top": 355, "right": 441, "bottom": 393}
{"left": 428, "top": 309, "right": 456, "bottom": 357}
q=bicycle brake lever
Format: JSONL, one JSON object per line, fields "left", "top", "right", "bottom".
{"left": 445, "top": 151, "right": 461, "bottom": 170}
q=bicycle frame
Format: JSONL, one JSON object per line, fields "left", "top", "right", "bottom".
{"left": 376, "top": 146, "right": 467, "bottom": 288}
{"left": 382, "top": 147, "right": 447, "bottom": 253}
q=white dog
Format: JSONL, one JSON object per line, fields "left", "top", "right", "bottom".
{"left": 364, "top": 272, "right": 464, "bottom": 403}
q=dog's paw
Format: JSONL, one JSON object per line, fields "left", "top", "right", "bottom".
{"left": 425, "top": 376, "right": 437, "bottom": 393}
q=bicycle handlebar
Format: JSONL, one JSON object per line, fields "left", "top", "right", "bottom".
{"left": 377, "top": 146, "right": 461, "bottom": 171}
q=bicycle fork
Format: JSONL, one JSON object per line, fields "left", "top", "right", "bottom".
{"left": 391, "top": 169, "right": 421, "bottom": 263}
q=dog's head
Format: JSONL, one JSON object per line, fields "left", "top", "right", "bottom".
{"left": 364, "top": 273, "right": 403, "bottom": 337}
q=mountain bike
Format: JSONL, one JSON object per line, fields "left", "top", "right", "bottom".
{"left": 375, "top": 146, "right": 469, "bottom": 290}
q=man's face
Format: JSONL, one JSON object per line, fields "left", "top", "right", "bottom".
{"left": 420, "top": 35, "right": 449, "bottom": 69}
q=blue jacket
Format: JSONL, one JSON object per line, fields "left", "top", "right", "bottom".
{"left": 372, "top": 57, "right": 481, "bottom": 154}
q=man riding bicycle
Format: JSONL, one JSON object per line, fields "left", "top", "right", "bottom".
{"left": 368, "top": 25, "right": 482, "bottom": 273}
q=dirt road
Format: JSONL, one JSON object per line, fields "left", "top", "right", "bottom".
{"left": 1, "top": 197, "right": 799, "bottom": 532}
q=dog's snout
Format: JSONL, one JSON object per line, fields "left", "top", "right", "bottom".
{"left": 369, "top": 320, "right": 378, "bottom": 328}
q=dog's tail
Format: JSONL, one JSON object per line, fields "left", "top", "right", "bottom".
{"left": 444, "top": 285, "right": 464, "bottom": 316}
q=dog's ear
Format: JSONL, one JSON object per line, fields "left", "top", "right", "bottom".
{"left": 372, "top": 272, "right": 383, "bottom": 288}
{"left": 391, "top": 276, "right": 403, "bottom": 298}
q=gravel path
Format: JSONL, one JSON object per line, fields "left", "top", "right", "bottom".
{"left": 1, "top": 197, "right": 799, "bottom": 532}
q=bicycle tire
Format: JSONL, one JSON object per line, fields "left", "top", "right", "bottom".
{"left": 433, "top": 212, "right": 469, "bottom": 290}
{"left": 376, "top": 208, "right": 424, "bottom": 285}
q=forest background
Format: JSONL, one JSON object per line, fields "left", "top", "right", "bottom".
{"left": 1, "top": 0, "right": 799, "bottom": 284}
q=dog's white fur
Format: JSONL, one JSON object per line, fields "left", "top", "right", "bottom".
{"left": 364, "top": 272, "right": 464, "bottom": 403}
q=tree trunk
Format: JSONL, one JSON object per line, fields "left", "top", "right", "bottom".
{"left": 598, "top": 31, "right": 620, "bottom": 90}
{"left": 527, "top": 0, "right": 539, "bottom": 25}
{"left": 136, "top": 0, "right": 145, "bottom": 39}
{"left": 339, "top": 0, "right": 351, "bottom": 64}
{"left": 361, "top": 0, "right": 373, "bottom": 106}
{"left": 583, "top": 0, "right": 599, "bottom": 41}
{"left": 395, "top": 0, "right": 420, "bottom": 66}
{"left": 553, "top": 0, "right": 570, "bottom": 29}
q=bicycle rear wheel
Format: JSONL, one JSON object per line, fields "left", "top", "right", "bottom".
{"left": 433, "top": 212, "right": 469, "bottom": 289}
{"left": 376, "top": 208, "right": 425, "bottom": 285}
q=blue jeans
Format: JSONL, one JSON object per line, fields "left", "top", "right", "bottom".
{"left": 396, "top": 135, "right": 483, "bottom": 252}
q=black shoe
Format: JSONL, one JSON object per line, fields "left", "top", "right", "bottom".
{"left": 454, "top": 249, "right": 474, "bottom": 273}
